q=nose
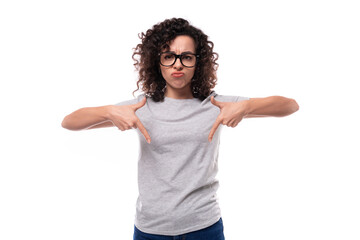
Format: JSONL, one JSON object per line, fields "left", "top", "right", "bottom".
{"left": 173, "top": 57, "right": 183, "bottom": 69}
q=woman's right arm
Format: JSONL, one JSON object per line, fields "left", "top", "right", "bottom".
{"left": 61, "top": 98, "right": 151, "bottom": 143}
{"left": 61, "top": 105, "right": 114, "bottom": 131}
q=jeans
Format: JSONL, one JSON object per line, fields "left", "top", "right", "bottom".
{"left": 133, "top": 217, "right": 225, "bottom": 240}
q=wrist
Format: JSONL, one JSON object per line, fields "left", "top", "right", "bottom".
{"left": 100, "top": 105, "right": 114, "bottom": 121}
{"left": 242, "top": 99, "right": 252, "bottom": 117}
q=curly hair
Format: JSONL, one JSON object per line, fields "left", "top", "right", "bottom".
{"left": 131, "top": 17, "right": 219, "bottom": 102}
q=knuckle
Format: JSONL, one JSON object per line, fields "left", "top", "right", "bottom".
{"left": 117, "top": 125, "right": 125, "bottom": 131}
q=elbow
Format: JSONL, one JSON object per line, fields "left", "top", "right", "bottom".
{"left": 61, "top": 116, "right": 78, "bottom": 131}
{"left": 61, "top": 116, "right": 70, "bottom": 129}
{"left": 290, "top": 99, "right": 299, "bottom": 114}
{"left": 293, "top": 99, "right": 300, "bottom": 111}
{"left": 279, "top": 98, "right": 299, "bottom": 117}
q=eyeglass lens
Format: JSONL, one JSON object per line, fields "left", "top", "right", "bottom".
{"left": 160, "top": 53, "right": 196, "bottom": 67}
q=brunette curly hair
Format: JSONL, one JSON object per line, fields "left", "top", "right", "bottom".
{"left": 131, "top": 17, "right": 219, "bottom": 102}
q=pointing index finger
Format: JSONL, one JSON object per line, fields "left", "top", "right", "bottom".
{"left": 208, "top": 117, "right": 222, "bottom": 142}
{"left": 135, "top": 118, "right": 151, "bottom": 144}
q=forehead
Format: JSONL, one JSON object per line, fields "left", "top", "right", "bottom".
{"left": 164, "top": 35, "right": 196, "bottom": 52}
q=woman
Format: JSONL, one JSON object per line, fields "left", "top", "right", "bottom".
{"left": 62, "top": 17, "right": 299, "bottom": 240}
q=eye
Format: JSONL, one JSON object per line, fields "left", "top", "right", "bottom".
{"left": 164, "top": 54, "right": 174, "bottom": 59}
{"left": 183, "top": 55, "right": 193, "bottom": 60}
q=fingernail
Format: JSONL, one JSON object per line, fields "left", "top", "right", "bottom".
{"left": 147, "top": 139, "right": 151, "bottom": 144}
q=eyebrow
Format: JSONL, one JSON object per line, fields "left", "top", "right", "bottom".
{"left": 166, "top": 51, "right": 195, "bottom": 54}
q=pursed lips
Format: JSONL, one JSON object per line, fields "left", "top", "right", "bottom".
{"left": 171, "top": 72, "right": 184, "bottom": 77}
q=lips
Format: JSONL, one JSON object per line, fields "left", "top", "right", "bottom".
{"left": 171, "top": 72, "right": 184, "bottom": 77}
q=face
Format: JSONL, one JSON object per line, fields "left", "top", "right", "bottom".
{"left": 159, "top": 35, "right": 197, "bottom": 96}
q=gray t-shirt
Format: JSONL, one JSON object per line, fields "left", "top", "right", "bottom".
{"left": 114, "top": 90, "right": 249, "bottom": 236}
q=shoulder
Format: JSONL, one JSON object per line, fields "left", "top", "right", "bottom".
{"left": 114, "top": 93, "right": 147, "bottom": 106}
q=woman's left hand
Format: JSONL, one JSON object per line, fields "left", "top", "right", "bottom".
{"left": 208, "top": 96, "right": 248, "bottom": 142}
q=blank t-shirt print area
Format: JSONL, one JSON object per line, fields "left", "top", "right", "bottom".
{"left": 114, "top": 91, "right": 249, "bottom": 235}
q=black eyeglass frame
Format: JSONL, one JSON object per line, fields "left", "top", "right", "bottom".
{"left": 158, "top": 52, "right": 200, "bottom": 68}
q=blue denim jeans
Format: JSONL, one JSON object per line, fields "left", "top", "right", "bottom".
{"left": 133, "top": 217, "right": 225, "bottom": 240}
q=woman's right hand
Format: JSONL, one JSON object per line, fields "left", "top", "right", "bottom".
{"left": 108, "top": 97, "right": 151, "bottom": 143}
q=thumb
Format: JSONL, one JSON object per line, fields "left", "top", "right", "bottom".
{"left": 210, "top": 96, "right": 223, "bottom": 108}
{"left": 133, "top": 96, "right": 147, "bottom": 110}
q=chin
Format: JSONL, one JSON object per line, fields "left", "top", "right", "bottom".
{"left": 172, "top": 82, "right": 191, "bottom": 89}
{"left": 167, "top": 78, "right": 190, "bottom": 86}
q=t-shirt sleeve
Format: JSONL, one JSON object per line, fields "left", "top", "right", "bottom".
{"left": 234, "top": 95, "right": 250, "bottom": 101}
{"left": 213, "top": 92, "right": 250, "bottom": 102}
{"left": 113, "top": 93, "right": 145, "bottom": 106}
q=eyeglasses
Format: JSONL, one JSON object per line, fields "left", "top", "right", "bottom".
{"left": 158, "top": 51, "right": 200, "bottom": 68}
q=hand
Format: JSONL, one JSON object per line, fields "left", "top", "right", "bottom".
{"left": 108, "top": 97, "right": 151, "bottom": 144}
{"left": 208, "top": 96, "right": 248, "bottom": 142}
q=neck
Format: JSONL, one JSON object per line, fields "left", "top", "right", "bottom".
{"left": 164, "top": 86, "right": 193, "bottom": 99}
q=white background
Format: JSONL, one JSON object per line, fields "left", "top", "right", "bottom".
{"left": 1, "top": 0, "right": 359, "bottom": 239}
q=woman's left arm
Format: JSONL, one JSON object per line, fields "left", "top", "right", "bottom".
{"left": 243, "top": 96, "right": 299, "bottom": 118}
{"left": 208, "top": 95, "right": 300, "bottom": 142}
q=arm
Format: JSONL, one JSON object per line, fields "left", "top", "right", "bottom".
{"left": 243, "top": 96, "right": 299, "bottom": 118}
{"left": 61, "top": 105, "right": 114, "bottom": 131}
{"left": 85, "top": 121, "right": 115, "bottom": 129}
